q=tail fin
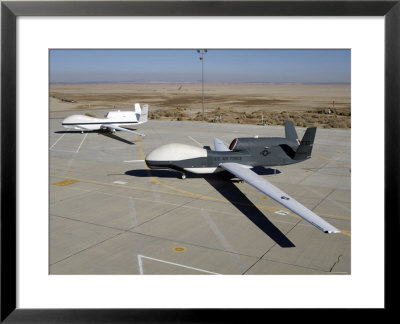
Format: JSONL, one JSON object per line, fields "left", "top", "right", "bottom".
{"left": 134, "top": 103, "right": 142, "bottom": 114}
{"left": 293, "top": 127, "right": 317, "bottom": 160}
{"left": 285, "top": 121, "right": 298, "bottom": 141}
{"left": 138, "top": 104, "right": 148, "bottom": 123}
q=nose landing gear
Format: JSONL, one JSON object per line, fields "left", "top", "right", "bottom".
{"left": 181, "top": 173, "right": 186, "bottom": 180}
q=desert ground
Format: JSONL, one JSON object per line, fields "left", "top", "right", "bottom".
{"left": 50, "top": 83, "right": 351, "bottom": 128}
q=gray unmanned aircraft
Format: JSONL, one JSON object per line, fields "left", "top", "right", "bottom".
{"left": 145, "top": 121, "right": 340, "bottom": 234}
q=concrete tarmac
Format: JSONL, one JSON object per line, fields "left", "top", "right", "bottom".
{"left": 49, "top": 113, "right": 351, "bottom": 275}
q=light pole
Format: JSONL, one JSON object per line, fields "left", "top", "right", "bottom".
{"left": 197, "top": 49, "right": 207, "bottom": 121}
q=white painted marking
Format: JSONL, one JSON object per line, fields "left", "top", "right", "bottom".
{"left": 201, "top": 210, "right": 233, "bottom": 252}
{"left": 137, "top": 254, "right": 220, "bottom": 275}
{"left": 49, "top": 133, "right": 66, "bottom": 150}
{"left": 331, "top": 272, "right": 349, "bottom": 274}
{"left": 50, "top": 149, "right": 77, "bottom": 153}
{"left": 123, "top": 160, "right": 144, "bottom": 163}
{"left": 187, "top": 136, "right": 203, "bottom": 147}
{"left": 128, "top": 197, "right": 138, "bottom": 228}
{"left": 76, "top": 133, "right": 88, "bottom": 152}
{"left": 138, "top": 254, "right": 144, "bottom": 275}
{"left": 113, "top": 181, "right": 128, "bottom": 185}
{"left": 201, "top": 210, "right": 247, "bottom": 273}
{"left": 275, "top": 210, "right": 289, "bottom": 215}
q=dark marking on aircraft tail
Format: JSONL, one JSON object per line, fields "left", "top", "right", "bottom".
{"left": 279, "top": 144, "right": 296, "bottom": 159}
{"left": 294, "top": 127, "right": 317, "bottom": 160}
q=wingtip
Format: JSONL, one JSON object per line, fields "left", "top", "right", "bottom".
{"left": 324, "top": 230, "right": 341, "bottom": 234}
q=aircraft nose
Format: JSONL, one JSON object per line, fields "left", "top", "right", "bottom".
{"left": 61, "top": 118, "right": 70, "bottom": 128}
{"left": 145, "top": 147, "right": 163, "bottom": 163}
{"left": 145, "top": 147, "right": 169, "bottom": 169}
{"left": 145, "top": 144, "right": 178, "bottom": 162}
{"left": 145, "top": 143, "right": 207, "bottom": 169}
{"left": 62, "top": 116, "right": 74, "bottom": 127}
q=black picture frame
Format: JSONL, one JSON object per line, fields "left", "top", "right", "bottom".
{"left": 1, "top": 0, "right": 398, "bottom": 322}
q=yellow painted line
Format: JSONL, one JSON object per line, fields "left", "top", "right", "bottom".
{"left": 261, "top": 196, "right": 270, "bottom": 200}
{"left": 316, "top": 213, "right": 350, "bottom": 221}
{"left": 51, "top": 179, "right": 80, "bottom": 186}
{"left": 340, "top": 230, "right": 351, "bottom": 237}
{"left": 314, "top": 153, "right": 351, "bottom": 169}
{"left": 135, "top": 136, "right": 162, "bottom": 185}
{"left": 173, "top": 247, "right": 186, "bottom": 252}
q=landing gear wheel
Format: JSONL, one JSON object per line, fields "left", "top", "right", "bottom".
{"left": 181, "top": 173, "right": 186, "bottom": 180}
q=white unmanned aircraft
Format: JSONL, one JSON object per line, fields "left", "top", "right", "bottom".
{"left": 62, "top": 103, "right": 148, "bottom": 136}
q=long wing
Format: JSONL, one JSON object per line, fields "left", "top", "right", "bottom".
{"left": 219, "top": 162, "right": 340, "bottom": 234}
{"left": 101, "top": 124, "right": 145, "bottom": 137}
{"left": 214, "top": 138, "right": 230, "bottom": 151}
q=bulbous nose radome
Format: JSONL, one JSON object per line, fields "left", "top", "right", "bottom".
{"left": 145, "top": 143, "right": 207, "bottom": 168}
{"left": 145, "top": 146, "right": 172, "bottom": 162}
{"left": 62, "top": 116, "right": 74, "bottom": 129}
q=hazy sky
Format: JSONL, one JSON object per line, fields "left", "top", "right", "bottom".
{"left": 50, "top": 49, "right": 350, "bottom": 84}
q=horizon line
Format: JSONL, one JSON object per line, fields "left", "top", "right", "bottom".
{"left": 50, "top": 81, "right": 351, "bottom": 85}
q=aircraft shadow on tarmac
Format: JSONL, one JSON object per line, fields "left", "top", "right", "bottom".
{"left": 125, "top": 167, "right": 294, "bottom": 247}
{"left": 54, "top": 130, "right": 135, "bottom": 145}
{"left": 55, "top": 130, "right": 86, "bottom": 134}
{"left": 204, "top": 177, "right": 295, "bottom": 248}
{"left": 126, "top": 169, "right": 205, "bottom": 178}
{"left": 125, "top": 167, "right": 281, "bottom": 179}
{"left": 98, "top": 132, "right": 135, "bottom": 145}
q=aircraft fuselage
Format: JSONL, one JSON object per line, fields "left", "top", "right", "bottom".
{"left": 145, "top": 137, "right": 303, "bottom": 174}
{"left": 62, "top": 113, "right": 138, "bottom": 131}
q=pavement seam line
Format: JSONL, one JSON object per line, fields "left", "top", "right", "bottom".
{"left": 51, "top": 213, "right": 263, "bottom": 266}
{"left": 50, "top": 231, "right": 126, "bottom": 267}
{"left": 126, "top": 197, "right": 199, "bottom": 231}
{"left": 242, "top": 218, "right": 303, "bottom": 275}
